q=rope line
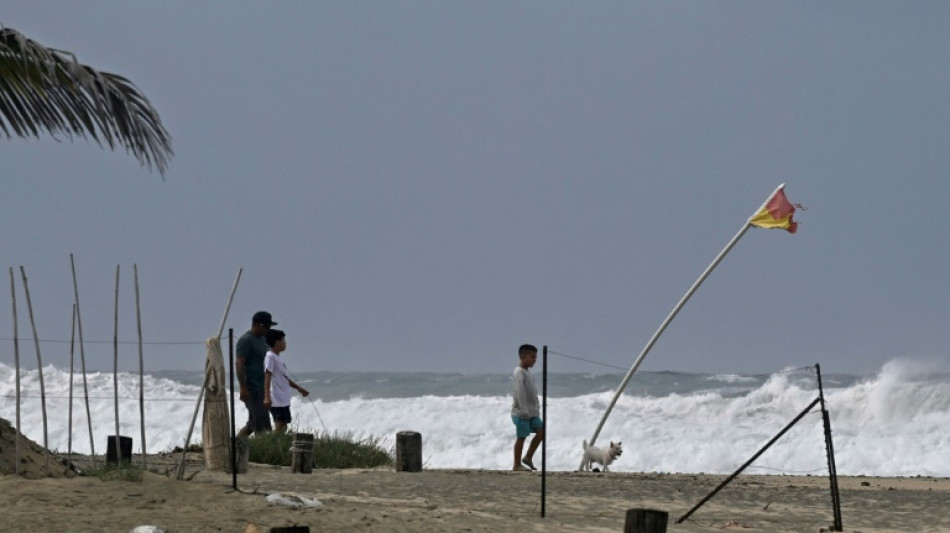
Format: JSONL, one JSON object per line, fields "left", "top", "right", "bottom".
{"left": 1, "top": 393, "right": 331, "bottom": 406}
{"left": 547, "top": 349, "right": 628, "bottom": 371}
{"left": 0, "top": 336, "right": 204, "bottom": 346}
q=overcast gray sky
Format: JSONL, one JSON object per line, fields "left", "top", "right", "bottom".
{"left": 2, "top": 2, "right": 948, "bottom": 376}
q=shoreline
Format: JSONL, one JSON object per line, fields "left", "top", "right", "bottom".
{"left": 2, "top": 452, "right": 949, "bottom": 532}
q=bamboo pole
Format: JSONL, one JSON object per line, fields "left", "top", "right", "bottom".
{"left": 19, "top": 266, "right": 50, "bottom": 475}
{"left": 579, "top": 184, "right": 786, "bottom": 470}
{"left": 9, "top": 268, "right": 21, "bottom": 475}
{"left": 135, "top": 264, "right": 147, "bottom": 469}
{"left": 176, "top": 268, "right": 243, "bottom": 480}
{"left": 67, "top": 304, "right": 77, "bottom": 476}
{"left": 113, "top": 265, "right": 121, "bottom": 464}
{"left": 216, "top": 268, "right": 242, "bottom": 342}
{"left": 70, "top": 254, "right": 96, "bottom": 467}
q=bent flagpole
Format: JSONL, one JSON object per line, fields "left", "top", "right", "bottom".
{"left": 579, "top": 184, "right": 798, "bottom": 470}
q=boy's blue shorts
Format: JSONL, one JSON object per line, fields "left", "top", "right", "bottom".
{"left": 512, "top": 415, "right": 543, "bottom": 439}
{"left": 270, "top": 406, "right": 292, "bottom": 423}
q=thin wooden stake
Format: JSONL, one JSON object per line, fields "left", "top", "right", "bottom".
{"left": 67, "top": 304, "right": 77, "bottom": 476}
{"left": 9, "top": 268, "right": 21, "bottom": 475}
{"left": 19, "top": 266, "right": 50, "bottom": 475}
{"left": 70, "top": 254, "right": 96, "bottom": 467}
{"left": 113, "top": 265, "right": 121, "bottom": 464}
{"left": 135, "top": 264, "right": 147, "bottom": 469}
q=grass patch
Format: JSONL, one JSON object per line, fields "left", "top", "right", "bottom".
{"left": 248, "top": 430, "right": 393, "bottom": 469}
{"left": 83, "top": 463, "right": 144, "bottom": 482}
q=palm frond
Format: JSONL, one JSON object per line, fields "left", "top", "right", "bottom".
{"left": 0, "top": 26, "right": 173, "bottom": 176}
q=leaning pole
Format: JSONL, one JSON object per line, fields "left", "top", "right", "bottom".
{"left": 579, "top": 184, "right": 789, "bottom": 470}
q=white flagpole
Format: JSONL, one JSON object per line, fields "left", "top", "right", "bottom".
{"left": 579, "top": 184, "right": 785, "bottom": 470}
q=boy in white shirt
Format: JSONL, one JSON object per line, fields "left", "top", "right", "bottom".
{"left": 511, "top": 343, "right": 544, "bottom": 471}
{"left": 263, "top": 329, "right": 310, "bottom": 434}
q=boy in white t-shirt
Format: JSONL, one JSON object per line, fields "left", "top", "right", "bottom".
{"left": 511, "top": 343, "right": 544, "bottom": 471}
{"left": 263, "top": 329, "right": 310, "bottom": 434}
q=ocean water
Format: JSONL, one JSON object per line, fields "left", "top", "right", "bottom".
{"left": 1, "top": 359, "right": 948, "bottom": 476}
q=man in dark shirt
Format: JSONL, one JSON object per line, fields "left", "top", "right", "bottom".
{"left": 236, "top": 310, "right": 277, "bottom": 437}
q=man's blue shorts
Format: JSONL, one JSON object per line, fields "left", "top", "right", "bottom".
{"left": 512, "top": 415, "right": 543, "bottom": 439}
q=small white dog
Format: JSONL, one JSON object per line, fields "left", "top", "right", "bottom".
{"left": 581, "top": 440, "right": 623, "bottom": 472}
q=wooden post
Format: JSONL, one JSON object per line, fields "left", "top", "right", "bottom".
{"left": 20, "top": 266, "right": 50, "bottom": 475}
{"left": 624, "top": 509, "right": 668, "bottom": 533}
{"left": 112, "top": 264, "right": 121, "bottom": 473}
{"left": 202, "top": 337, "right": 231, "bottom": 470}
{"left": 70, "top": 254, "right": 97, "bottom": 468}
{"left": 395, "top": 431, "right": 422, "bottom": 472}
{"left": 67, "top": 304, "right": 77, "bottom": 475}
{"left": 291, "top": 432, "right": 314, "bottom": 473}
{"left": 9, "top": 268, "right": 21, "bottom": 475}
{"left": 135, "top": 265, "right": 147, "bottom": 469}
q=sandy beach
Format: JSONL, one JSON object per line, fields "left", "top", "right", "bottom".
{"left": 2, "top": 445, "right": 949, "bottom": 533}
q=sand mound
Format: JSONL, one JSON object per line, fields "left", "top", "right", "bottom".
{"left": 0, "top": 417, "right": 68, "bottom": 478}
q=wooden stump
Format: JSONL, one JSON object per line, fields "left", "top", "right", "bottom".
{"left": 395, "top": 431, "right": 422, "bottom": 472}
{"left": 291, "top": 433, "right": 314, "bottom": 474}
{"left": 106, "top": 435, "right": 132, "bottom": 465}
{"left": 624, "top": 508, "right": 668, "bottom": 533}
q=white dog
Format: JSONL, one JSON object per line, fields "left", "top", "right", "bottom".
{"left": 581, "top": 440, "right": 623, "bottom": 472}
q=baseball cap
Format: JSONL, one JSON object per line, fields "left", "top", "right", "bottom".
{"left": 252, "top": 311, "right": 277, "bottom": 327}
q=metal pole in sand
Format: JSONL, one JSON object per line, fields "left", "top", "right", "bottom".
{"left": 19, "top": 266, "right": 50, "bottom": 475}
{"left": 541, "top": 345, "right": 547, "bottom": 518}
{"left": 176, "top": 268, "right": 243, "bottom": 480}
{"left": 9, "top": 268, "right": 21, "bottom": 475}
{"left": 70, "top": 254, "right": 97, "bottom": 467}
{"left": 229, "top": 328, "right": 237, "bottom": 489}
{"left": 135, "top": 265, "right": 147, "bottom": 469}
{"left": 113, "top": 265, "right": 121, "bottom": 465}
{"left": 817, "top": 364, "right": 843, "bottom": 531}
{"left": 578, "top": 184, "right": 785, "bottom": 470}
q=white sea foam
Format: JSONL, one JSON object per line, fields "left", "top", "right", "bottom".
{"left": 1, "top": 359, "right": 948, "bottom": 476}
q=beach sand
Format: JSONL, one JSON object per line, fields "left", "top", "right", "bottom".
{"left": 1, "top": 444, "right": 949, "bottom": 533}
{"left": 3, "top": 419, "right": 949, "bottom": 533}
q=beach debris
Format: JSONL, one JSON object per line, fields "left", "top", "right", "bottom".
{"left": 266, "top": 492, "right": 323, "bottom": 508}
{"left": 129, "top": 526, "right": 167, "bottom": 533}
{"left": 719, "top": 520, "right": 750, "bottom": 529}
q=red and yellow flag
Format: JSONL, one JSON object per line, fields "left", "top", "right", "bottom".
{"left": 749, "top": 187, "right": 799, "bottom": 233}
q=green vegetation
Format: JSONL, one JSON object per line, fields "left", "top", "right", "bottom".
{"left": 84, "top": 463, "right": 144, "bottom": 482}
{"left": 248, "top": 430, "right": 393, "bottom": 469}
